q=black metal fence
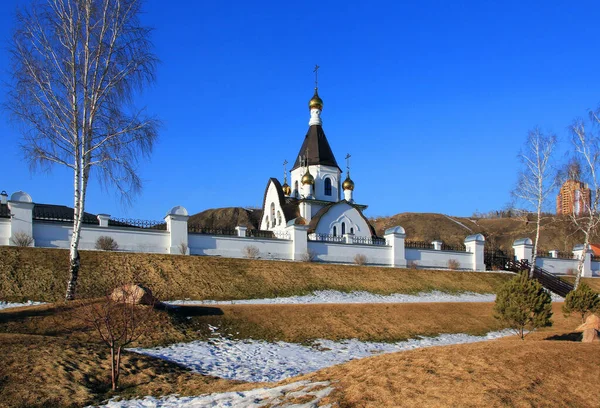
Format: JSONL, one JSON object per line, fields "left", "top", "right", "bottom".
{"left": 188, "top": 225, "right": 236, "bottom": 235}
{"left": 536, "top": 250, "right": 573, "bottom": 260}
{"left": 352, "top": 236, "right": 388, "bottom": 246}
{"left": 108, "top": 218, "right": 166, "bottom": 230}
{"left": 246, "top": 229, "right": 274, "bottom": 238}
{"left": 405, "top": 241, "right": 434, "bottom": 250}
{"left": 308, "top": 233, "right": 344, "bottom": 243}
{"left": 484, "top": 249, "right": 514, "bottom": 271}
{"left": 33, "top": 209, "right": 99, "bottom": 225}
{"left": 441, "top": 243, "right": 467, "bottom": 252}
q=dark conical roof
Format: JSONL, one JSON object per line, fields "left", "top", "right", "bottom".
{"left": 291, "top": 125, "right": 340, "bottom": 171}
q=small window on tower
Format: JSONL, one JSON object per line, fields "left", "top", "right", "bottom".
{"left": 324, "top": 177, "right": 332, "bottom": 196}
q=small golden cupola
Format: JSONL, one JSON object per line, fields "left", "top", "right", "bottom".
{"left": 282, "top": 160, "right": 291, "bottom": 196}
{"left": 308, "top": 88, "right": 323, "bottom": 110}
{"left": 302, "top": 167, "right": 315, "bottom": 185}
{"left": 342, "top": 174, "right": 355, "bottom": 191}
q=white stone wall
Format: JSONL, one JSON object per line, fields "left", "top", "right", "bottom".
{"left": 189, "top": 233, "right": 292, "bottom": 260}
{"left": 406, "top": 248, "right": 474, "bottom": 270}
{"left": 33, "top": 222, "right": 170, "bottom": 253}
{"left": 308, "top": 241, "right": 390, "bottom": 265}
{"left": 535, "top": 257, "right": 580, "bottom": 276}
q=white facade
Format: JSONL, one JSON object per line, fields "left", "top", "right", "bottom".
{"left": 311, "top": 201, "right": 371, "bottom": 237}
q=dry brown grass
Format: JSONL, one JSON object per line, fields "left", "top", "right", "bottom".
{"left": 191, "top": 302, "right": 506, "bottom": 343}
{"left": 0, "top": 247, "right": 510, "bottom": 302}
{"left": 304, "top": 339, "right": 599, "bottom": 408}
{"left": 0, "top": 333, "right": 252, "bottom": 408}
{"left": 561, "top": 276, "right": 600, "bottom": 292}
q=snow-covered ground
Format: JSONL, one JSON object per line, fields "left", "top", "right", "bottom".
{"left": 129, "top": 328, "right": 514, "bottom": 383}
{"left": 0, "top": 300, "right": 46, "bottom": 310}
{"left": 166, "top": 290, "right": 498, "bottom": 305}
{"left": 94, "top": 380, "right": 334, "bottom": 408}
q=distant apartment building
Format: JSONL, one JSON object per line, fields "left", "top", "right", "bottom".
{"left": 556, "top": 179, "right": 591, "bottom": 215}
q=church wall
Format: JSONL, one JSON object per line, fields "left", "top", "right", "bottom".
{"left": 308, "top": 241, "right": 390, "bottom": 265}
{"left": 406, "top": 248, "right": 473, "bottom": 270}
{"left": 313, "top": 203, "right": 372, "bottom": 237}
{"left": 260, "top": 182, "right": 286, "bottom": 231}
{"left": 188, "top": 233, "right": 291, "bottom": 260}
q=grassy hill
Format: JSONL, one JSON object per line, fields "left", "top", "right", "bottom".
{"left": 0, "top": 247, "right": 510, "bottom": 302}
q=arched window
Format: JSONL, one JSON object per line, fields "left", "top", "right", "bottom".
{"left": 333, "top": 226, "right": 337, "bottom": 237}
{"left": 265, "top": 216, "right": 269, "bottom": 228}
{"left": 270, "top": 203, "right": 275, "bottom": 228}
{"left": 277, "top": 211, "right": 282, "bottom": 226}
{"left": 341, "top": 222, "right": 346, "bottom": 235}
{"left": 324, "top": 177, "right": 332, "bottom": 196}
{"left": 350, "top": 227, "right": 354, "bottom": 234}
{"left": 294, "top": 181, "right": 299, "bottom": 197}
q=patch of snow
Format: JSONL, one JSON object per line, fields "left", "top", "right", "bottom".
{"left": 129, "top": 329, "right": 513, "bottom": 383}
{"left": 0, "top": 301, "right": 46, "bottom": 310}
{"left": 93, "top": 380, "right": 333, "bottom": 408}
{"left": 166, "top": 290, "right": 497, "bottom": 305}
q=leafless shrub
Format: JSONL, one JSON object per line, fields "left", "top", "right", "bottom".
{"left": 11, "top": 232, "right": 34, "bottom": 247}
{"left": 409, "top": 261, "right": 419, "bottom": 270}
{"left": 243, "top": 245, "right": 260, "bottom": 259}
{"left": 78, "top": 277, "right": 158, "bottom": 391}
{"left": 354, "top": 253, "right": 367, "bottom": 265}
{"left": 95, "top": 236, "right": 119, "bottom": 251}
{"left": 178, "top": 242, "right": 188, "bottom": 255}
{"left": 301, "top": 249, "right": 317, "bottom": 262}
{"left": 447, "top": 259, "right": 460, "bottom": 270}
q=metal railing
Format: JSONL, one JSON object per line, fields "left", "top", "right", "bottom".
{"left": 405, "top": 240, "right": 435, "bottom": 250}
{"left": 441, "top": 243, "right": 467, "bottom": 252}
{"left": 352, "top": 236, "right": 388, "bottom": 246}
{"left": 33, "top": 209, "right": 98, "bottom": 225}
{"left": 108, "top": 218, "right": 166, "bottom": 230}
{"left": 187, "top": 225, "right": 236, "bottom": 235}
{"left": 308, "top": 233, "right": 344, "bottom": 243}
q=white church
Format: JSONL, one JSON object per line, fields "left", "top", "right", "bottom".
{"left": 259, "top": 82, "right": 376, "bottom": 240}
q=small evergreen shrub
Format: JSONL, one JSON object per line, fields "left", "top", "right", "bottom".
{"left": 562, "top": 283, "right": 600, "bottom": 323}
{"left": 95, "top": 236, "right": 119, "bottom": 251}
{"left": 494, "top": 272, "right": 553, "bottom": 339}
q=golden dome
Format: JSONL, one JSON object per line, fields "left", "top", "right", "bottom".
{"left": 309, "top": 89, "right": 323, "bottom": 110}
{"left": 342, "top": 175, "right": 354, "bottom": 191}
{"left": 282, "top": 182, "right": 291, "bottom": 196}
{"left": 301, "top": 169, "right": 315, "bottom": 185}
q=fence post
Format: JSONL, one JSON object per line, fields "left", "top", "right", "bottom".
{"left": 285, "top": 218, "right": 308, "bottom": 261}
{"left": 97, "top": 214, "right": 110, "bottom": 227}
{"left": 235, "top": 226, "right": 247, "bottom": 237}
{"left": 344, "top": 233, "right": 354, "bottom": 244}
{"left": 7, "top": 191, "right": 35, "bottom": 247}
{"left": 384, "top": 226, "right": 407, "bottom": 268}
{"left": 549, "top": 250, "right": 558, "bottom": 259}
{"left": 165, "top": 206, "right": 189, "bottom": 255}
{"left": 465, "top": 234, "right": 485, "bottom": 271}
{"left": 512, "top": 238, "right": 533, "bottom": 263}
{"left": 573, "top": 244, "right": 592, "bottom": 277}
{"left": 431, "top": 240, "right": 443, "bottom": 250}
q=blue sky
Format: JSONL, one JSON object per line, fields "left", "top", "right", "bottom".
{"left": 0, "top": 1, "right": 599, "bottom": 220}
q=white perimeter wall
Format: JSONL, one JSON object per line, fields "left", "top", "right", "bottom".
{"left": 189, "top": 234, "right": 292, "bottom": 260}
{"left": 308, "top": 241, "right": 390, "bottom": 265}
{"left": 33, "top": 222, "right": 169, "bottom": 253}
{"left": 406, "top": 248, "right": 473, "bottom": 270}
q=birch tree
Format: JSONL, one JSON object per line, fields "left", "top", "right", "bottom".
{"left": 7, "top": 0, "right": 159, "bottom": 300}
{"left": 512, "top": 128, "right": 557, "bottom": 278}
{"left": 569, "top": 111, "right": 600, "bottom": 289}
